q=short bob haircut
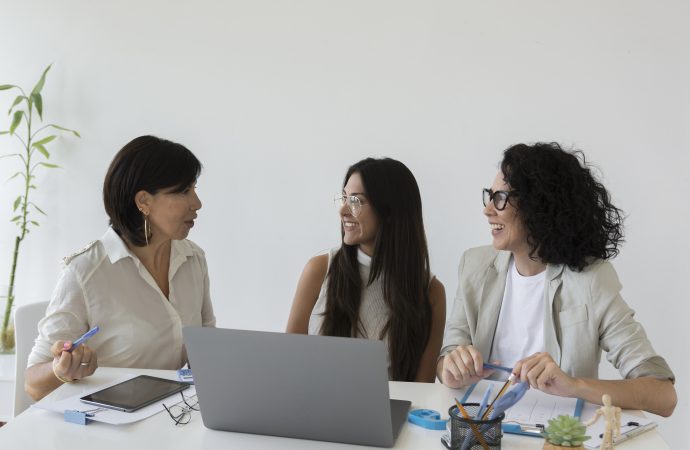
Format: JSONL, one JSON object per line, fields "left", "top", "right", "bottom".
{"left": 103, "top": 135, "right": 202, "bottom": 247}
{"left": 500, "top": 142, "right": 624, "bottom": 271}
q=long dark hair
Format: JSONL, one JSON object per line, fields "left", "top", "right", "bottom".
{"left": 501, "top": 142, "right": 624, "bottom": 271}
{"left": 320, "top": 158, "right": 432, "bottom": 381}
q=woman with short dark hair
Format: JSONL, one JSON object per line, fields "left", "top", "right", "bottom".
{"left": 287, "top": 157, "right": 446, "bottom": 382}
{"left": 437, "top": 142, "right": 676, "bottom": 416}
{"left": 26, "top": 135, "right": 215, "bottom": 400}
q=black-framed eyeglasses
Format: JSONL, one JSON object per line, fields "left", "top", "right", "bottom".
{"left": 162, "top": 392, "right": 199, "bottom": 426}
{"left": 482, "top": 188, "right": 517, "bottom": 211}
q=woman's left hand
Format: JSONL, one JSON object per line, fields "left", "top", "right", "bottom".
{"left": 513, "top": 352, "right": 578, "bottom": 398}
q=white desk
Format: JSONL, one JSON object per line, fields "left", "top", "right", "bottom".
{"left": 0, "top": 367, "right": 669, "bottom": 450}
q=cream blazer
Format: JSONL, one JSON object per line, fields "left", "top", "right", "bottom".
{"left": 441, "top": 246, "right": 674, "bottom": 381}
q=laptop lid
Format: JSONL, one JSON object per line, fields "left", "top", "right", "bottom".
{"left": 183, "top": 327, "right": 410, "bottom": 447}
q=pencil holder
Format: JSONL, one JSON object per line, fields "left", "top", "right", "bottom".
{"left": 448, "top": 403, "right": 504, "bottom": 450}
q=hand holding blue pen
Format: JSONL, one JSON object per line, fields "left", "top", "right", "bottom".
{"left": 51, "top": 326, "right": 100, "bottom": 384}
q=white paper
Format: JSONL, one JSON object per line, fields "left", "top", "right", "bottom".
{"left": 463, "top": 380, "right": 579, "bottom": 427}
{"left": 580, "top": 402, "right": 656, "bottom": 449}
{"left": 32, "top": 373, "right": 196, "bottom": 425}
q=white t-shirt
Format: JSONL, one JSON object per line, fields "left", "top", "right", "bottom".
{"left": 27, "top": 227, "right": 216, "bottom": 369}
{"left": 489, "top": 258, "right": 546, "bottom": 376}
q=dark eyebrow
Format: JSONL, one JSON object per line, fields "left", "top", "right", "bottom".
{"left": 342, "top": 191, "right": 367, "bottom": 197}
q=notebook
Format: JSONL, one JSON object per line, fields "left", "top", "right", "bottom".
{"left": 461, "top": 379, "right": 584, "bottom": 437}
{"left": 183, "top": 327, "right": 411, "bottom": 447}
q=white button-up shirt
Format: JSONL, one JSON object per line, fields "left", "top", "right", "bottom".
{"left": 27, "top": 227, "right": 216, "bottom": 369}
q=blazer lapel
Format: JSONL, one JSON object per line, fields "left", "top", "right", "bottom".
{"left": 544, "top": 264, "right": 565, "bottom": 364}
{"left": 475, "top": 251, "right": 511, "bottom": 358}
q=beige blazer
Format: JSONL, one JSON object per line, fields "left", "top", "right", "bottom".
{"left": 441, "top": 246, "right": 674, "bottom": 381}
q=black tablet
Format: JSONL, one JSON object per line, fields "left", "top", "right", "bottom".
{"left": 80, "top": 375, "right": 191, "bottom": 412}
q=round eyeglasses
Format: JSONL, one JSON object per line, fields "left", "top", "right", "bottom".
{"left": 162, "top": 392, "right": 199, "bottom": 426}
{"left": 334, "top": 194, "right": 364, "bottom": 217}
{"left": 482, "top": 188, "right": 517, "bottom": 211}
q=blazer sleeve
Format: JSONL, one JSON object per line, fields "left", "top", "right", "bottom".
{"left": 592, "top": 262, "right": 675, "bottom": 382}
{"left": 439, "top": 251, "right": 472, "bottom": 358}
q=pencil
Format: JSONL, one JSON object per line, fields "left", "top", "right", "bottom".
{"left": 454, "top": 398, "right": 490, "bottom": 450}
{"left": 482, "top": 378, "right": 512, "bottom": 420}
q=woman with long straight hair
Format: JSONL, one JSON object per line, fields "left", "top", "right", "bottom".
{"left": 287, "top": 157, "right": 445, "bottom": 382}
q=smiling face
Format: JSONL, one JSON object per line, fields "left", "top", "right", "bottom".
{"left": 138, "top": 183, "right": 202, "bottom": 242}
{"left": 483, "top": 171, "right": 531, "bottom": 257}
{"left": 340, "top": 172, "right": 379, "bottom": 256}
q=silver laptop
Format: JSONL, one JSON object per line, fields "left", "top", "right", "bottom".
{"left": 183, "top": 327, "right": 411, "bottom": 447}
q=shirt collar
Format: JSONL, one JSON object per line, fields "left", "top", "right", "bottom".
{"left": 357, "top": 247, "right": 372, "bottom": 267}
{"left": 492, "top": 249, "right": 565, "bottom": 281}
{"left": 101, "top": 227, "right": 195, "bottom": 265}
{"left": 101, "top": 227, "right": 136, "bottom": 264}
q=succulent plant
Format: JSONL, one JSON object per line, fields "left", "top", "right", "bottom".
{"left": 541, "top": 415, "right": 591, "bottom": 447}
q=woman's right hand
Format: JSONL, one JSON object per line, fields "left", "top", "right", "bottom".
{"left": 50, "top": 340, "right": 98, "bottom": 382}
{"left": 438, "top": 345, "right": 493, "bottom": 388}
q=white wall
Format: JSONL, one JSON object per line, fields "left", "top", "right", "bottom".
{"left": 1, "top": 0, "right": 688, "bottom": 446}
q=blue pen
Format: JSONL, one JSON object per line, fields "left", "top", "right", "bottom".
{"left": 475, "top": 385, "right": 493, "bottom": 419}
{"left": 68, "top": 326, "right": 100, "bottom": 351}
{"left": 483, "top": 363, "right": 514, "bottom": 374}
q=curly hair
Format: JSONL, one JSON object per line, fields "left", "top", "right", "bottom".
{"left": 500, "top": 142, "right": 624, "bottom": 271}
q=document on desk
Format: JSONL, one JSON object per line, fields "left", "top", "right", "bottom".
{"left": 461, "top": 380, "right": 583, "bottom": 436}
{"left": 32, "top": 374, "right": 196, "bottom": 425}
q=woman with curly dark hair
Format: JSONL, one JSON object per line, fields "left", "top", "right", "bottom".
{"left": 437, "top": 142, "right": 676, "bottom": 416}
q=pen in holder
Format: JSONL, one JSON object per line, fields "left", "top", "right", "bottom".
{"left": 449, "top": 403, "right": 504, "bottom": 450}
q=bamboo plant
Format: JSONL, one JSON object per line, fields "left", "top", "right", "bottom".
{"left": 0, "top": 65, "right": 79, "bottom": 352}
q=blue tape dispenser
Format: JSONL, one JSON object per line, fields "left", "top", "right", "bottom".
{"left": 407, "top": 409, "right": 448, "bottom": 430}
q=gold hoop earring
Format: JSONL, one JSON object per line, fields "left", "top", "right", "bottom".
{"left": 144, "top": 216, "right": 151, "bottom": 246}
{"left": 140, "top": 209, "right": 152, "bottom": 246}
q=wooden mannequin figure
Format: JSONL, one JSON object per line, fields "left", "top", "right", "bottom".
{"left": 584, "top": 394, "right": 621, "bottom": 450}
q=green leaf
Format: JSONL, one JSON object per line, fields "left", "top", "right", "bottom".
{"left": 0, "top": 131, "right": 9, "bottom": 135}
{"left": 30, "top": 221, "right": 39, "bottom": 227}
{"left": 30, "top": 203, "right": 46, "bottom": 215}
{"left": 0, "top": 85, "right": 16, "bottom": 91}
{"left": 29, "top": 184, "right": 36, "bottom": 190}
{"left": 31, "top": 64, "right": 52, "bottom": 96}
{"left": 10, "top": 215, "right": 21, "bottom": 222}
{"left": 33, "top": 135, "right": 56, "bottom": 146}
{"left": 7, "top": 95, "right": 26, "bottom": 115}
{"left": 7, "top": 171, "right": 24, "bottom": 181}
{"left": 39, "top": 162, "right": 59, "bottom": 169}
{"left": 31, "top": 93, "right": 43, "bottom": 120}
{"left": 34, "top": 143, "right": 49, "bottom": 158}
{"left": 9, "top": 110, "right": 22, "bottom": 134}
{"left": 13, "top": 196, "right": 22, "bottom": 211}
{"left": 47, "top": 124, "right": 80, "bottom": 138}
